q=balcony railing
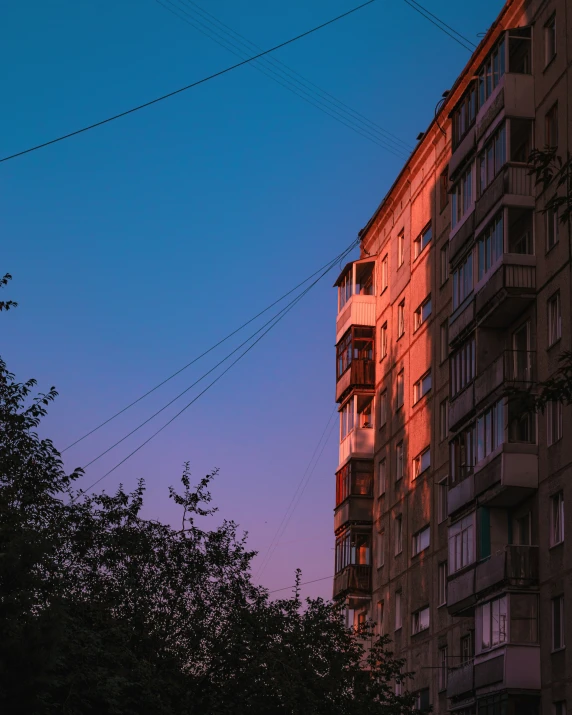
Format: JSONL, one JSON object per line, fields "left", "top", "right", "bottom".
{"left": 449, "top": 384, "right": 475, "bottom": 431}
{"left": 475, "top": 350, "right": 535, "bottom": 405}
{"left": 336, "top": 294, "right": 376, "bottom": 344}
{"left": 475, "top": 545, "right": 539, "bottom": 595}
{"left": 447, "top": 467, "right": 475, "bottom": 517}
{"left": 339, "top": 427, "right": 375, "bottom": 466}
{"left": 336, "top": 359, "right": 375, "bottom": 402}
{"left": 475, "top": 256, "right": 536, "bottom": 328}
{"left": 474, "top": 445, "right": 538, "bottom": 505}
{"left": 333, "top": 564, "right": 372, "bottom": 599}
{"left": 447, "top": 662, "right": 474, "bottom": 699}
{"left": 475, "top": 163, "right": 534, "bottom": 226}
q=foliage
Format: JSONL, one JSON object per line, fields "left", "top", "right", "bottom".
{"left": 0, "top": 273, "right": 17, "bottom": 311}
{"left": 0, "top": 273, "right": 423, "bottom": 714}
{"left": 528, "top": 148, "right": 572, "bottom": 227}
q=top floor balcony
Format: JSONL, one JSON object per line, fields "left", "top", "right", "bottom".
{"left": 335, "top": 260, "right": 376, "bottom": 344}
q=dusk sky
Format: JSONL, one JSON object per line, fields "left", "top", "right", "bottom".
{"left": 2, "top": 0, "right": 503, "bottom": 599}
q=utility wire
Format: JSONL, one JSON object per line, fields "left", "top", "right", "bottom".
{"left": 404, "top": 0, "right": 476, "bottom": 48}
{"left": 268, "top": 574, "right": 333, "bottom": 595}
{"left": 78, "top": 239, "right": 358, "bottom": 496}
{"left": 0, "top": 0, "right": 379, "bottom": 164}
{"left": 256, "top": 411, "right": 338, "bottom": 578}
{"left": 401, "top": 0, "right": 476, "bottom": 52}
{"left": 63, "top": 252, "right": 358, "bottom": 453}
{"left": 156, "top": 0, "right": 412, "bottom": 157}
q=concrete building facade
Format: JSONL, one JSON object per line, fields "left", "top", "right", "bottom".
{"left": 332, "top": 1, "right": 571, "bottom": 713}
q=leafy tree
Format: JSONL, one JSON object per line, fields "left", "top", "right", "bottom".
{"left": 0, "top": 274, "right": 423, "bottom": 714}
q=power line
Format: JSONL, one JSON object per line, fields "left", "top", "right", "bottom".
{"left": 256, "top": 411, "right": 338, "bottom": 578}
{"left": 268, "top": 574, "right": 333, "bottom": 595}
{"left": 0, "top": 0, "right": 379, "bottom": 164}
{"left": 155, "top": 0, "right": 412, "bottom": 158}
{"left": 401, "top": 0, "right": 476, "bottom": 52}
{"left": 63, "top": 252, "right": 358, "bottom": 453}
{"left": 77, "top": 238, "right": 358, "bottom": 496}
{"left": 405, "top": 0, "right": 477, "bottom": 48}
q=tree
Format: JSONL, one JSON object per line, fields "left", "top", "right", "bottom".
{"left": 0, "top": 274, "right": 423, "bottom": 714}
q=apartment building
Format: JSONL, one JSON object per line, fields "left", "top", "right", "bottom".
{"left": 332, "top": 1, "right": 571, "bottom": 713}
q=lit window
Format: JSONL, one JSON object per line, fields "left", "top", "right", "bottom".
{"left": 545, "top": 14, "right": 556, "bottom": 66}
{"left": 380, "top": 390, "right": 388, "bottom": 427}
{"left": 547, "top": 401, "right": 563, "bottom": 446}
{"left": 397, "top": 300, "right": 405, "bottom": 338}
{"left": 378, "top": 458, "right": 387, "bottom": 495}
{"left": 438, "top": 562, "right": 447, "bottom": 606}
{"left": 548, "top": 292, "right": 562, "bottom": 345}
{"left": 440, "top": 242, "right": 449, "bottom": 285}
{"left": 396, "top": 369, "right": 404, "bottom": 409}
{"left": 396, "top": 442, "right": 404, "bottom": 481}
{"left": 395, "top": 515, "right": 403, "bottom": 555}
{"left": 395, "top": 591, "right": 402, "bottom": 630}
{"left": 437, "top": 479, "right": 448, "bottom": 524}
{"left": 546, "top": 102, "right": 559, "bottom": 147}
{"left": 414, "top": 223, "right": 432, "bottom": 259}
{"left": 448, "top": 514, "right": 475, "bottom": 573}
{"left": 550, "top": 491, "right": 564, "bottom": 546}
{"left": 412, "top": 525, "right": 430, "bottom": 556}
{"left": 546, "top": 205, "right": 559, "bottom": 251}
{"left": 552, "top": 595, "right": 564, "bottom": 650}
{"left": 414, "top": 296, "right": 432, "bottom": 331}
{"left": 398, "top": 230, "right": 405, "bottom": 267}
{"left": 412, "top": 606, "right": 430, "bottom": 634}
{"left": 413, "top": 447, "right": 430, "bottom": 478}
{"left": 478, "top": 595, "right": 507, "bottom": 651}
{"left": 413, "top": 370, "right": 432, "bottom": 404}
{"left": 380, "top": 323, "right": 388, "bottom": 359}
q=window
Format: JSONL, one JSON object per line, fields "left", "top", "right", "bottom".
{"left": 335, "top": 530, "right": 371, "bottom": 573}
{"left": 396, "top": 370, "right": 404, "bottom": 409}
{"left": 397, "top": 301, "right": 405, "bottom": 338}
{"left": 395, "top": 515, "right": 403, "bottom": 555}
{"left": 440, "top": 243, "right": 449, "bottom": 285}
{"left": 511, "top": 593, "right": 538, "bottom": 643}
{"left": 380, "top": 390, "right": 388, "bottom": 427}
{"left": 396, "top": 442, "right": 404, "bottom": 481}
{"left": 360, "top": 399, "right": 373, "bottom": 428}
{"left": 477, "top": 212, "right": 504, "bottom": 281}
{"left": 338, "top": 270, "right": 352, "bottom": 310}
{"left": 547, "top": 400, "right": 563, "bottom": 446}
{"left": 476, "top": 399, "right": 505, "bottom": 463}
{"left": 381, "top": 254, "right": 388, "bottom": 292}
{"left": 336, "top": 462, "right": 373, "bottom": 506}
{"left": 448, "top": 514, "right": 475, "bottom": 573}
{"left": 414, "top": 296, "right": 432, "bottom": 331}
{"left": 378, "top": 600, "right": 385, "bottom": 636}
{"left": 450, "top": 336, "right": 475, "bottom": 397}
{"left": 440, "top": 167, "right": 449, "bottom": 212}
{"left": 546, "top": 103, "right": 559, "bottom": 147}
{"left": 395, "top": 678, "right": 402, "bottom": 696}
{"left": 440, "top": 321, "right": 448, "bottom": 362}
{"left": 412, "top": 525, "right": 430, "bottom": 556}
{"left": 377, "top": 530, "right": 385, "bottom": 568}
{"left": 413, "top": 448, "right": 431, "bottom": 478}
{"left": 478, "top": 124, "right": 506, "bottom": 195}
{"left": 545, "top": 14, "right": 556, "bottom": 67}
{"left": 550, "top": 491, "right": 564, "bottom": 546}
{"left": 552, "top": 595, "right": 564, "bottom": 650}
{"left": 460, "top": 633, "right": 472, "bottom": 664}
{"left": 412, "top": 606, "right": 430, "bottom": 635}
{"left": 437, "top": 479, "right": 448, "bottom": 524}
{"left": 546, "top": 205, "right": 559, "bottom": 251}
{"left": 438, "top": 562, "right": 447, "bottom": 606}
{"left": 414, "top": 224, "right": 432, "bottom": 259}
{"left": 378, "top": 458, "right": 387, "bottom": 495}
{"left": 380, "top": 323, "right": 388, "bottom": 359}
{"left": 553, "top": 703, "right": 566, "bottom": 715}
{"left": 398, "top": 230, "right": 405, "bottom": 267}
{"left": 439, "top": 646, "right": 448, "bottom": 690}
{"left": 413, "top": 370, "right": 432, "bottom": 404}
{"left": 452, "top": 252, "right": 473, "bottom": 309}
{"left": 478, "top": 595, "right": 507, "bottom": 651}
{"left": 515, "top": 512, "right": 532, "bottom": 545}
{"left": 336, "top": 326, "right": 374, "bottom": 380}
{"left": 414, "top": 689, "right": 431, "bottom": 712}
{"left": 478, "top": 34, "right": 505, "bottom": 107}
{"left": 440, "top": 400, "right": 449, "bottom": 442}
{"left": 452, "top": 84, "right": 477, "bottom": 148}
{"left": 452, "top": 163, "right": 473, "bottom": 229}
{"left": 395, "top": 591, "right": 402, "bottom": 629}
{"left": 548, "top": 292, "right": 562, "bottom": 345}
{"left": 450, "top": 423, "right": 476, "bottom": 485}
{"left": 340, "top": 399, "right": 355, "bottom": 439}
{"left": 508, "top": 395, "right": 536, "bottom": 444}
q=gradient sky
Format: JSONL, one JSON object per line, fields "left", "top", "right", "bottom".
{"left": 2, "top": 0, "right": 504, "bottom": 599}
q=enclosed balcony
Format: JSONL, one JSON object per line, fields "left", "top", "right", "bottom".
{"left": 475, "top": 208, "right": 536, "bottom": 328}
{"left": 475, "top": 350, "right": 535, "bottom": 406}
{"left": 336, "top": 326, "right": 375, "bottom": 403}
{"left": 338, "top": 394, "right": 375, "bottom": 467}
{"left": 475, "top": 545, "right": 538, "bottom": 596}
{"left": 447, "top": 662, "right": 474, "bottom": 699}
{"left": 474, "top": 645, "right": 540, "bottom": 693}
{"left": 334, "top": 460, "right": 373, "bottom": 532}
{"left": 474, "top": 444, "right": 538, "bottom": 507}
{"left": 334, "top": 527, "right": 372, "bottom": 600}
{"left": 335, "top": 260, "right": 376, "bottom": 344}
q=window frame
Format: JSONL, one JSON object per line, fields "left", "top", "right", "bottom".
{"left": 413, "top": 447, "right": 431, "bottom": 478}
{"left": 398, "top": 230, "right": 405, "bottom": 267}
{"left": 545, "top": 102, "right": 559, "bottom": 148}
{"left": 548, "top": 292, "right": 562, "bottom": 346}
{"left": 414, "top": 223, "right": 432, "bottom": 259}
{"left": 547, "top": 400, "right": 563, "bottom": 446}
{"left": 396, "top": 369, "right": 404, "bottom": 410}
{"left": 437, "top": 478, "right": 448, "bottom": 524}
{"left": 381, "top": 254, "right": 389, "bottom": 293}
{"left": 396, "top": 441, "right": 404, "bottom": 482}
{"left": 412, "top": 606, "right": 430, "bottom": 635}
{"left": 413, "top": 370, "right": 432, "bottom": 404}
{"left": 380, "top": 322, "right": 388, "bottom": 360}
{"left": 440, "top": 242, "right": 450, "bottom": 286}
{"left": 546, "top": 204, "right": 559, "bottom": 251}
{"left": 412, "top": 525, "right": 430, "bottom": 556}
{"left": 438, "top": 561, "right": 447, "bottom": 606}
{"left": 379, "top": 389, "right": 388, "bottom": 427}
{"left": 544, "top": 13, "right": 556, "bottom": 68}
{"left": 448, "top": 513, "right": 475, "bottom": 573}
{"left": 552, "top": 594, "right": 565, "bottom": 651}
{"left": 550, "top": 491, "right": 564, "bottom": 546}
{"left": 438, "top": 645, "right": 448, "bottom": 690}
{"left": 378, "top": 458, "right": 387, "bottom": 496}
{"left": 395, "top": 514, "right": 403, "bottom": 555}
{"left": 397, "top": 300, "right": 405, "bottom": 338}
{"left": 414, "top": 295, "right": 432, "bottom": 332}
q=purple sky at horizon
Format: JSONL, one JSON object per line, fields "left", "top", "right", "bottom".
{"left": 2, "top": 0, "right": 503, "bottom": 599}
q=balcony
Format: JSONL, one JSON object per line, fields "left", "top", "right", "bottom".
{"left": 475, "top": 163, "right": 534, "bottom": 228}
{"left": 448, "top": 467, "right": 475, "bottom": 517}
{"left": 336, "top": 358, "right": 375, "bottom": 403}
{"left": 475, "top": 350, "right": 535, "bottom": 406}
{"left": 447, "top": 566, "right": 477, "bottom": 616}
{"left": 333, "top": 564, "right": 371, "bottom": 600}
{"left": 447, "top": 663, "right": 474, "bottom": 699}
{"left": 339, "top": 427, "right": 374, "bottom": 467}
{"left": 475, "top": 255, "right": 536, "bottom": 328}
{"left": 474, "top": 645, "right": 540, "bottom": 693}
{"left": 449, "top": 384, "right": 475, "bottom": 431}
{"left": 335, "top": 260, "right": 376, "bottom": 344}
{"left": 474, "top": 444, "right": 538, "bottom": 507}
{"left": 334, "top": 461, "right": 373, "bottom": 532}
{"left": 475, "top": 545, "right": 539, "bottom": 596}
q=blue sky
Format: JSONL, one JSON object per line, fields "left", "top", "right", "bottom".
{"left": 2, "top": 0, "right": 503, "bottom": 598}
